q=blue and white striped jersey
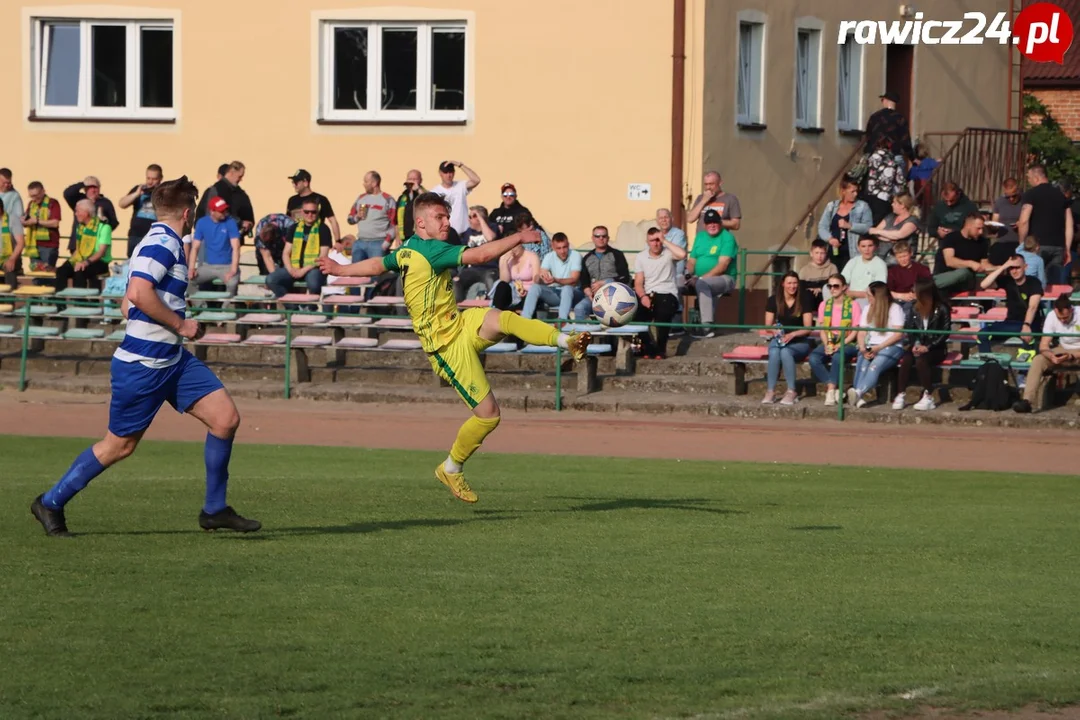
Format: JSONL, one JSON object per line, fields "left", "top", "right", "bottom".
{"left": 113, "top": 223, "right": 188, "bottom": 368}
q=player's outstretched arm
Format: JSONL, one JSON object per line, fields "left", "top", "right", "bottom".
{"left": 461, "top": 228, "right": 538, "bottom": 267}
{"left": 316, "top": 255, "right": 386, "bottom": 278}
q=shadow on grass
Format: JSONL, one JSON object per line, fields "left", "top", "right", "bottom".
{"left": 549, "top": 497, "right": 747, "bottom": 515}
{"left": 80, "top": 514, "right": 521, "bottom": 538}
{"left": 789, "top": 525, "right": 843, "bottom": 531}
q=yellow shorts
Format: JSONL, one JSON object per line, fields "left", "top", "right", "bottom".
{"left": 428, "top": 307, "right": 496, "bottom": 408}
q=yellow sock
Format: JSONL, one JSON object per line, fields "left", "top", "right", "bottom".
{"left": 449, "top": 415, "right": 502, "bottom": 467}
{"left": 498, "top": 310, "right": 560, "bottom": 347}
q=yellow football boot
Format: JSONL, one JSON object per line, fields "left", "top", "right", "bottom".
{"left": 435, "top": 465, "right": 478, "bottom": 503}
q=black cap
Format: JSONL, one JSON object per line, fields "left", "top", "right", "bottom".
{"left": 439, "top": 161, "right": 456, "bottom": 173}
{"left": 288, "top": 169, "right": 312, "bottom": 183}
{"left": 702, "top": 209, "right": 722, "bottom": 225}
{"left": 879, "top": 91, "right": 900, "bottom": 103}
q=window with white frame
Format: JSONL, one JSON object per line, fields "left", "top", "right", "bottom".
{"left": 33, "top": 18, "right": 175, "bottom": 120}
{"left": 837, "top": 33, "right": 863, "bottom": 130}
{"left": 736, "top": 20, "right": 765, "bottom": 125}
{"left": 321, "top": 21, "right": 467, "bottom": 122}
{"left": 795, "top": 27, "right": 821, "bottom": 128}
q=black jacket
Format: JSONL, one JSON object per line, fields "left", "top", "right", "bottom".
{"left": 63, "top": 182, "right": 119, "bottom": 253}
{"left": 864, "top": 107, "right": 915, "bottom": 161}
{"left": 488, "top": 201, "right": 531, "bottom": 238}
{"left": 579, "top": 247, "right": 631, "bottom": 291}
{"left": 903, "top": 302, "right": 952, "bottom": 350}
{"left": 197, "top": 179, "right": 255, "bottom": 235}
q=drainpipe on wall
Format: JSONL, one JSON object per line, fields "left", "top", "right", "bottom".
{"left": 671, "top": 0, "right": 687, "bottom": 228}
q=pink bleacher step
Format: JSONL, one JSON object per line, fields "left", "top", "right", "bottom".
{"left": 722, "top": 346, "right": 769, "bottom": 361}
{"left": 458, "top": 299, "right": 489, "bottom": 309}
{"left": 381, "top": 338, "right": 423, "bottom": 351}
{"left": 291, "top": 335, "right": 334, "bottom": 348}
{"left": 366, "top": 295, "right": 405, "bottom": 305}
{"left": 237, "top": 313, "right": 284, "bottom": 324}
{"left": 327, "top": 316, "right": 372, "bottom": 327}
{"left": 277, "top": 293, "right": 321, "bottom": 303}
{"left": 198, "top": 333, "right": 241, "bottom": 345}
{"left": 243, "top": 334, "right": 287, "bottom": 346}
{"left": 938, "top": 351, "right": 965, "bottom": 367}
{"left": 323, "top": 295, "right": 366, "bottom": 305}
{"left": 952, "top": 289, "right": 1006, "bottom": 299}
{"left": 373, "top": 318, "right": 413, "bottom": 329}
{"left": 291, "top": 314, "right": 328, "bottom": 325}
{"left": 328, "top": 277, "right": 373, "bottom": 286}
{"left": 978, "top": 307, "right": 1009, "bottom": 322}
{"left": 1047, "top": 284, "right": 1073, "bottom": 297}
{"left": 950, "top": 306, "right": 979, "bottom": 319}
{"left": 335, "top": 337, "right": 380, "bottom": 349}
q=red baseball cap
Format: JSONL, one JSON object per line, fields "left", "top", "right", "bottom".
{"left": 209, "top": 197, "right": 229, "bottom": 213}
{"left": 501, "top": 183, "right": 517, "bottom": 195}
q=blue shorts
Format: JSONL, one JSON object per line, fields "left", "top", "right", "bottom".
{"left": 108, "top": 349, "right": 225, "bottom": 437}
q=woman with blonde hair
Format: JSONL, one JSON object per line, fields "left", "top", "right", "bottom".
{"left": 818, "top": 178, "right": 872, "bottom": 271}
{"left": 867, "top": 191, "right": 921, "bottom": 261}
{"left": 847, "top": 281, "right": 906, "bottom": 408}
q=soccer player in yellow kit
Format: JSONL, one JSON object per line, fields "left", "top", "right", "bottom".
{"left": 318, "top": 193, "right": 591, "bottom": 503}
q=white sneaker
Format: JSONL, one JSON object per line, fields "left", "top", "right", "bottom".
{"left": 856, "top": 397, "right": 869, "bottom": 409}
{"left": 824, "top": 389, "right": 837, "bottom": 407}
{"left": 779, "top": 390, "right": 798, "bottom": 406}
{"left": 846, "top": 388, "right": 859, "bottom": 407}
{"left": 761, "top": 391, "right": 776, "bottom": 404}
{"left": 914, "top": 392, "right": 936, "bottom": 411}
{"left": 892, "top": 393, "right": 906, "bottom": 410}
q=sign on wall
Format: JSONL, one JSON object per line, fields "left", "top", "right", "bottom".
{"left": 627, "top": 183, "right": 652, "bottom": 201}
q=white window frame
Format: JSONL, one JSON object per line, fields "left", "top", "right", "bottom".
{"left": 31, "top": 17, "right": 176, "bottom": 121}
{"left": 794, "top": 18, "right": 824, "bottom": 129}
{"left": 837, "top": 29, "right": 864, "bottom": 131}
{"left": 735, "top": 11, "right": 767, "bottom": 126}
{"left": 320, "top": 20, "right": 468, "bottom": 123}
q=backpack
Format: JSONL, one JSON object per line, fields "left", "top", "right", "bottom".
{"left": 962, "top": 359, "right": 1015, "bottom": 411}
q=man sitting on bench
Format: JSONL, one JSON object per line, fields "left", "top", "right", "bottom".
{"left": 1014, "top": 293, "right": 1080, "bottom": 414}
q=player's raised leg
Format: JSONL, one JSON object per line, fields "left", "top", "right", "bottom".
{"left": 31, "top": 431, "right": 145, "bottom": 537}
{"left": 484, "top": 308, "right": 592, "bottom": 361}
{"left": 181, "top": 371, "right": 260, "bottom": 533}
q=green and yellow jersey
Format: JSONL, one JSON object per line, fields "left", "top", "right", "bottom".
{"left": 382, "top": 236, "right": 466, "bottom": 353}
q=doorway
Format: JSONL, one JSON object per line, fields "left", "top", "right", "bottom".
{"left": 885, "top": 43, "right": 914, "bottom": 122}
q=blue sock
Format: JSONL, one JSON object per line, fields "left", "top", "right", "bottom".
{"left": 203, "top": 432, "right": 233, "bottom": 515}
{"left": 42, "top": 447, "right": 106, "bottom": 509}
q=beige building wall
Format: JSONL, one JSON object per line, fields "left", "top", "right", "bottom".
{"left": 700, "top": 0, "right": 1012, "bottom": 268}
{"left": 1, "top": 0, "right": 676, "bottom": 257}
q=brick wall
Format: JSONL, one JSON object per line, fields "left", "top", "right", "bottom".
{"left": 1030, "top": 88, "right": 1080, "bottom": 141}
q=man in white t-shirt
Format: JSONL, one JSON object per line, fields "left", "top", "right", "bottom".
{"left": 431, "top": 160, "right": 481, "bottom": 234}
{"left": 521, "top": 232, "right": 583, "bottom": 321}
{"left": 633, "top": 227, "right": 687, "bottom": 358}
{"left": 842, "top": 236, "right": 888, "bottom": 308}
{"left": 1015, "top": 293, "right": 1080, "bottom": 413}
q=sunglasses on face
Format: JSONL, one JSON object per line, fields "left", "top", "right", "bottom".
{"left": 593, "top": 234, "right": 609, "bottom": 239}
{"left": 301, "top": 210, "right": 318, "bottom": 215}
{"left": 827, "top": 284, "right": 843, "bottom": 289}
{"left": 502, "top": 192, "right": 516, "bottom": 198}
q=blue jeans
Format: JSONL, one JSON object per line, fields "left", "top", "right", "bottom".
{"left": 266, "top": 267, "right": 326, "bottom": 298}
{"left": 1041, "top": 246, "right": 1068, "bottom": 286}
{"left": 522, "top": 284, "right": 583, "bottom": 320}
{"left": 351, "top": 239, "right": 386, "bottom": 263}
{"left": 977, "top": 320, "right": 1038, "bottom": 353}
{"left": 572, "top": 295, "right": 594, "bottom": 321}
{"left": 766, "top": 338, "right": 811, "bottom": 392}
{"left": 852, "top": 344, "right": 905, "bottom": 396}
{"left": 809, "top": 344, "right": 859, "bottom": 387}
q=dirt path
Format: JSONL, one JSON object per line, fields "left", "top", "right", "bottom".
{"left": 0, "top": 389, "right": 1074, "bottom": 475}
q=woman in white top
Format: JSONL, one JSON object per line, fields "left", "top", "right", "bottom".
{"left": 847, "top": 281, "right": 906, "bottom": 408}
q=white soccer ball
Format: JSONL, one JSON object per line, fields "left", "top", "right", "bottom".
{"left": 592, "top": 282, "right": 639, "bottom": 327}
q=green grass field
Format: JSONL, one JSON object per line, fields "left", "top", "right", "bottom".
{"left": 2, "top": 435, "right": 1080, "bottom": 720}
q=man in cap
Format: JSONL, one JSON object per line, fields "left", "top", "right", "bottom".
{"left": 488, "top": 183, "right": 531, "bottom": 239}
{"left": 286, "top": 169, "right": 340, "bottom": 245}
{"left": 431, "top": 160, "right": 481, "bottom": 235}
{"left": 864, "top": 91, "right": 914, "bottom": 166}
{"left": 190, "top": 196, "right": 241, "bottom": 295}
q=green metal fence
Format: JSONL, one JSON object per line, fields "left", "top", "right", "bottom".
{"left": 4, "top": 294, "right": 1076, "bottom": 423}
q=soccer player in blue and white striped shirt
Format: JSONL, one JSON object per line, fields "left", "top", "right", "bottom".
{"left": 31, "top": 176, "right": 260, "bottom": 537}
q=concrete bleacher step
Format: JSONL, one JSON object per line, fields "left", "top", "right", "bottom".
{"left": 604, "top": 374, "right": 737, "bottom": 394}
{"left": 633, "top": 357, "right": 730, "bottom": 377}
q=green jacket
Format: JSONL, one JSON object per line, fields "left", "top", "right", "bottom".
{"left": 928, "top": 194, "right": 980, "bottom": 236}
